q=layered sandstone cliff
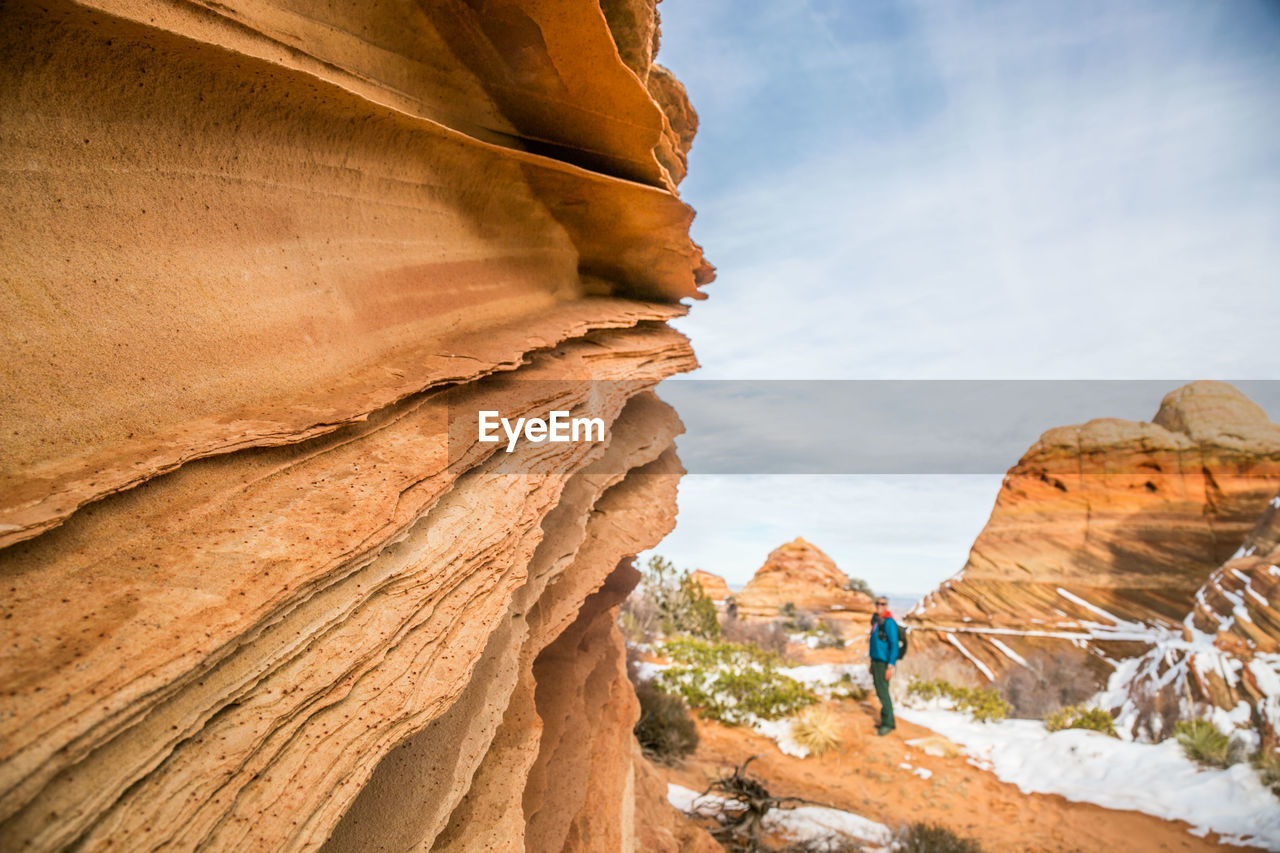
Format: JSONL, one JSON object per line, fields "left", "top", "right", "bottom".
{"left": 0, "top": 1, "right": 715, "bottom": 850}
{"left": 1106, "top": 490, "right": 1280, "bottom": 743}
{"left": 908, "top": 382, "right": 1280, "bottom": 684}
{"left": 735, "top": 538, "right": 874, "bottom": 624}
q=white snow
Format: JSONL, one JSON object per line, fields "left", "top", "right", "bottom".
{"left": 1056, "top": 587, "right": 1120, "bottom": 623}
{"left": 1248, "top": 655, "right": 1280, "bottom": 735}
{"left": 767, "top": 803, "right": 894, "bottom": 850}
{"left": 897, "top": 761, "right": 933, "bottom": 780}
{"left": 944, "top": 633, "right": 995, "bottom": 680}
{"left": 900, "top": 708, "right": 1280, "bottom": 850}
{"left": 988, "top": 637, "right": 1029, "bottom": 667}
{"left": 778, "top": 663, "right": 870, "bottom": 691}
{"left": 632, "top": 660, "right": 670, "bottom": 681}
{"left": 752, "top": 717, "right": 810, "bottom": 758}
{"left": 667, "top": 784, "right": 893, "bottom": 850}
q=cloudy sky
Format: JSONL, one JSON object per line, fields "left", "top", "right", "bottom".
{"left": 638, "top": 0, "right": 1280, "bottom": 595}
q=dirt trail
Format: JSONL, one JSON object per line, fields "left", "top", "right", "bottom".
{"left": 664, "top": 698, "right": 1256, "bottom": 852}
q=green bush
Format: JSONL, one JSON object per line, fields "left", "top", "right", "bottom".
{"left": 780, "top": 601, "right": 815, "bottom": 632}
{"left": 830, "top": 672, "right": 870, "bottom": 702}
{"left": 1253, "top": 749, "right": 1280, "bottom": 799}
{"left": 630, "top": 555, "right": 720, "bottom": 640}
{"left": 907, "top": 678, "right": 1011, "bottom": 723}
{"left": 1173, "top": 719, "right": 1238, "bottom": 768}
{"left": 795, "top": 619, "right": 845, "bottom": 649}
{"left": 634, "top": 680, "right": 698, "bottom": 765}
{"left": 1043, "top": 705, "right": 1118, "bottom": 737}
{"left": 843, "top": 577, "right": 874, "bottom": 597}
{"left": 654, "top": 638, "right": 816, "bottom": 725}
{"left": 895, "top": 822, "right": 987, "bottom": 853}
{"left": 720, "top": 617, "right": 790, "bottom": 656}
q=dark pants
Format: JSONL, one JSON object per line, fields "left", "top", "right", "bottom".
{"left": 871, "top": 659, "right": 895, "bottom": 730}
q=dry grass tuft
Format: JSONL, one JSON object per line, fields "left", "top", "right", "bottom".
{"left": 790, "top": 703, "right": 844, "bottom": 755}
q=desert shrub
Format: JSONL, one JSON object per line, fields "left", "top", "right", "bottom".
{"left": 798, "top": 619, "right": 845, "bottom": 650}
{"left": 655, "top": 638, "right": 816, "bottom": 725}
{"left": 634, "top": 679, "right": 699, "bottom": 765}
{"left": 623, "top": 555, "right": 720, "bottom": 641}
{"left": 907, "top": 678, "right": 1011, "bottom": 723}
{"left": 780, "top": 602, "right": 815, "bottom": 632}
{"left": 720, "top": 617, "right": 791, "bottom": 657}
{"left": 1253, "top": 749, "right": 1280, "bottom": 798}
{"left": 895, "top": 822, "right": 986, "bottom": 853}
{"left": 894, "top": 645, "right": 983, "bottom": 693}
{"left": 1174, "top": 719, "right": 1240, "bottom": 768}
{"left": 830, "top": 672, "right": 870, "bottom": 702}
{"left": 618, "top": 595, "right": 657, "bottom": 644}
{"left": 790, "top": 704, "right": 843, "bottom": 755}
{"left": 842, "top": 577, "right": 873, "bottom": 597}
{"left": 815, "top": 620, "right": 841, "bottom": 647}
{"left": 996, "top": 649, "right": 1098, "bottom": 719}
{"left": 1043, "top": 705, "right": 1118, "bottom": 737}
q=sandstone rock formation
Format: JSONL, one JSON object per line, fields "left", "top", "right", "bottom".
{"left": 735, "top": 538, "right": 874, "bottom": 625}
{"left": 0, "top": 1, "right": 717, "bottom": 850}
{"left": 691, "top": 569, "right": 733, "bottom": 603}
{"left": 908, "top": 382, "right": 1280, "bottom": 685}
{"left": 1107, "top": 489, "right": 1280, "bottom": 743}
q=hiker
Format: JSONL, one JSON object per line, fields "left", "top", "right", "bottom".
{"left": 869, "top": 595, "right": 899, "bottom": 735}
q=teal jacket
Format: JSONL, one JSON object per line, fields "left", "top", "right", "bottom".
{"left": 869, "top": 613, "right": 899, "bottom": 665}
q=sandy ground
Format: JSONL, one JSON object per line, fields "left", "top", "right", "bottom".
{"left": 663, "top": 697, "right": 1257, "bottom": 852}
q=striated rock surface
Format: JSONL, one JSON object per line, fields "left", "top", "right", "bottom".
{"left": 908, "top": 382, "right": 1280, "bottom": 684}
{"left": 735, "top": 538, "right": 874, "bottom": 624}
{"left": 1105, "top": 490, "right": 1280, "bottom": 744}
{"left": 691, "top": 569, "right": 733, "bottom": 603}
{"left": 0, "top": 1, "right": 716, "bottom": 850}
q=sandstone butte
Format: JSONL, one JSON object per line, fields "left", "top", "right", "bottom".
{"left": 734, "top": 537, "right": 875, "bottom": 625}
{"left": 0, "top": 1, "right": 720, "bottom": 851}
{"left": 908, "top": 382, "right": 1280, "bottom": 697}
{"left": 690, "top": 569, "right": 732, "bottom": 603}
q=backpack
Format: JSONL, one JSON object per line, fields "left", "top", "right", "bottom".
{"left": 876, "top": 616, "right": 909, "bottom": 661}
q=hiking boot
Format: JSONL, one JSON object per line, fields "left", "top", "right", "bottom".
{"left": 876, "top": 725, "right": 893, "bottom": 736}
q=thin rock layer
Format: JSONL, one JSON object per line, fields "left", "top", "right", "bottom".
{"left": 0, "top": 0, "right": 716, "bottom": 850}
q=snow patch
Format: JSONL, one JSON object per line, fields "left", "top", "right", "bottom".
{"left": 900, "top": 708, "right": 1280, "bottom": 849}
{"left": 751, "top": 717, "right": 810, "bottom": 758}
{"left": 667, "top": 784, "right": 893, "bottom": 850}
{"left": 988, "top": 637, "right": 1029, "bottom": 667}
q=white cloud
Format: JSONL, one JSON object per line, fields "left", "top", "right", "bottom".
{"left": 639, "top": 474, "right": 1003, "bottom": 596}
{"left": 650, "top": 0, "right": 1280, "bottom": 593}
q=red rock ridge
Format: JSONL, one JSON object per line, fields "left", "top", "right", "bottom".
{"left": 735, "top": 537, "right": 875, "bottom": 624}
{"left": 908, "top": 381, "right": 1280, "bottom": 684}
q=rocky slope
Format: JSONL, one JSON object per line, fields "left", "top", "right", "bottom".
{"left": 1104, "top": 489, "right": 1280, "bottom": 743}
{"left": 691, "top": 569, "right": 733, "bottom": 604}
{"left": 0, "top": 1, "right": 716, "bottom": 850}
{"left": 735, "top": 538, "right": 874, "bottom": 625}
{"left": 908, "top": 382, "right": 1280, "bottom": 685}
